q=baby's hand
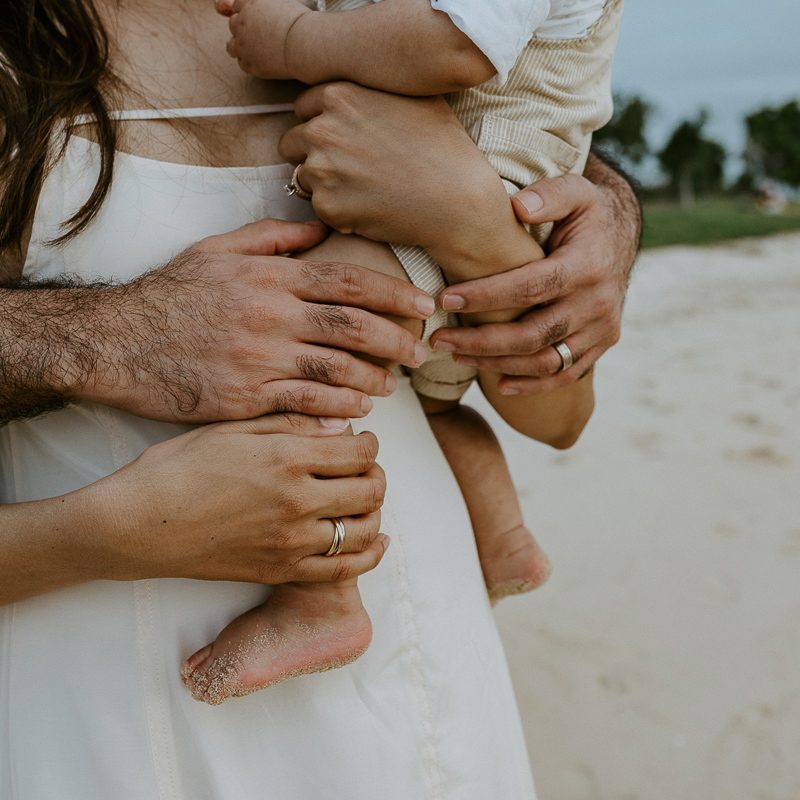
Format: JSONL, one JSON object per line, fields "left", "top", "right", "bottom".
{"left": 215, "top": 0, "right": 312, "bottom": 80}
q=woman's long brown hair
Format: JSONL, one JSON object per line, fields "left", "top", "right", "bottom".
{"left": 0, "top": 0, "right": 116, "bottom": 251}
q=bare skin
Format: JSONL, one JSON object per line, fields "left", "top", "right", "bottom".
{"left": 182, "top": 228, "right": 558, "bottom": 703}
{"left": 0, "top": 414, "right": 390, "bottom": 606}
{"left": 3, "top": 0, "right": 641, "bottom": 702}
{"left": 182, "top": 582, "right": 373, "bottom": 704}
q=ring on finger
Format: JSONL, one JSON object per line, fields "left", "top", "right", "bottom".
{"left": 324, "top": 517, "right": 347, "bottom": 557}
{"left": 553, "top": 341, "right": 574, "bottom": 372}
{"left": 284, "top": 163, "right": 312, "bottom": 201}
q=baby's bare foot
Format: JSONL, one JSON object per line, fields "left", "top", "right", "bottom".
{"left": 476, "top": 524, "right": 552, "bottom": 604}
{"left": 181, "top": 582, "right": 371, "bottom": 705}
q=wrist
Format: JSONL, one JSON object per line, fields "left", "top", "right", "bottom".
{"left": 78, "top": 467, "right": 154, "bottom": 583}
{"left": 286, "top": 9, "right": 330, "bottom": 83}
{"left": 39, "top": 487, "right": 110, "bottom": 585}
{"left": 0, "top": 284, "right": 125, "bottom": 422}
{"left": 62, "top": 285, "right": 137, "bottom": 408}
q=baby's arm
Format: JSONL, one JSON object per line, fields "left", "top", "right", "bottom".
{"left": 219, "top": 0, "right": 495, "bottom": 95}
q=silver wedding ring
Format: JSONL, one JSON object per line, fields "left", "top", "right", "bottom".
{"left": 284, "top": 163, "right": 312, "bottom": 201}
{"left": 324, "top": 517, "right": 347, "bottom": 557}
{"left": 553, "top": 341, "right": 574, "bottom": 372}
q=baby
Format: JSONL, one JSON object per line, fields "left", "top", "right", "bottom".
{"left": 182, "top": 0, "right": 623, "bottom": 704}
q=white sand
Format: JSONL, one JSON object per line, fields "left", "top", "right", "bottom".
{"left": 467, "top": 233, "right": 800, "bottom": 799}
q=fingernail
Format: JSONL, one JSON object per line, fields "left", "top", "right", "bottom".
{"left": 499, "top": 386, "right": 520, "bottom": 396}
{"left": 440, "top": 294, "right": 465, "bottom": 312}
{"left": 319, "top": 416, "right": 349, "bottom": 431}
{"left": 384, "top": 372, "right": 397, "bottom": 394}
{"left": 455, "top": 356, "right": 478, "bottom": 367}
{"left": 378, "top": 533, "right": 391, "bottom": 552}
{"left": 360, "top": 395, "right": 373, "bottom": 414}
{"left": 414, "top": 294, "right": 436, "bottom": 317}
{"left": 413, "top": 342, "right": 428, "bottom": 366}
{"left": 515, "top": 190, "right": 544, "bottom": 216}
{"left": 432, "top": 340, "right": 455, "bottom": 353}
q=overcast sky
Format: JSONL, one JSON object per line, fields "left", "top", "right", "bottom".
{"left": 610, "top": 0, "right": 799, "bottom": 175}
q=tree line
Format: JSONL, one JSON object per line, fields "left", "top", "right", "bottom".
{"left": 594, "top": 96, "right": 800, "bottom": 207}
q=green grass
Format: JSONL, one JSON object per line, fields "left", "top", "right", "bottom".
{"left": 641, "top": 198, "right": 800, "bottom": 249}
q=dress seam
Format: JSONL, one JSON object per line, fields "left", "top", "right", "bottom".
{"left": 387, "top": 505, "right": 447, "bottom": 799}
{"left": 97, "top": 406, "right": 182, "bottom": 800}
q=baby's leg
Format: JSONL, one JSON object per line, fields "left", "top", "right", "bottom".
{"left": 423, "top": 399, "right": 551, "bottom": 603}
{"left": 182, "top": 578, "right": 371, "bottom": 705}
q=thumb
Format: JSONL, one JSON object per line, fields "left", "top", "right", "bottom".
{"left": 511, "top": 173, "right": 597, "bottom": 225}
{"left": 199, "top": 218, "right": 328, "bottom": 256}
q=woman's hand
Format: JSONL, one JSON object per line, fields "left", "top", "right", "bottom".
{"left": 432, "top": 157, "right": 642, "bottom": 394}
{"left": 1, "top": 415, "right": 389, "bottom": 605}
{"left": 86, "top": 414, "right": 389, "bottom": 587}
{"left": 278, "top": 82, "right": 511, "bottom": 256}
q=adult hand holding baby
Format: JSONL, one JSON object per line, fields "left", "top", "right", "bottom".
{"left": 279, "top": 83, "right": 641, "bottom": 396}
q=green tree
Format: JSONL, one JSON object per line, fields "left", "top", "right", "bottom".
{"left": 657, "top": 112, "right": 726, "bottom": 207}
{"left": 594, "top": 93, "right": 652, "bottom": 164}
{"left": 744, "top": 100, "right": 800, "bottom": 187}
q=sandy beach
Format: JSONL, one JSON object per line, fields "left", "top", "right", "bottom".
{"left": 467, "top": 233, "right": 800, "bottom": 799}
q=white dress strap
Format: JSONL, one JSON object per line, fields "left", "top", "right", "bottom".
{"left": 73, "top": 103, "right": 295, "bottom": 126}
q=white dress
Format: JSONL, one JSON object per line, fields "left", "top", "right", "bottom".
{"left": 0, "top": 108, "right": 537, "bottom": 800}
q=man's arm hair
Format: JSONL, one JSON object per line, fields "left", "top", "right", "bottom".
{"left": 0, "top": 276, "right": 112, "bottom": 424}
{"left": 585, "top": 148, "right": 644, "bottom": 282}
{"left": 0, "top": 253, "right": 223, "bottom": 426}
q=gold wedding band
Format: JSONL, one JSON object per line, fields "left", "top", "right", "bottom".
{"left": 324, "top": 517, "right": 347, "bottom": 557}
{"left": 284, "top": 163, "right": 312, "bottom": 201}
{"left": 553, "top": 341, "right": 574, "bottom": 372}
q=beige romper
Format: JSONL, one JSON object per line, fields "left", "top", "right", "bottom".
{"left": 316, "top": 0, "right": 624, "bottom": 400}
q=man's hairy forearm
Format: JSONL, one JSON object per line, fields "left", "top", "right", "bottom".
{"left": 0, "top": 254, "right": 225, "bottom": 425}
{"left": 0, "top": 279, "right": 114, "bottom": 423}
{"left": 585, "top": 150, "right": 643, "bottom": 282}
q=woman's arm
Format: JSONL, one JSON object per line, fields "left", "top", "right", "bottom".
{"left": 0, "top": 415, "right": 388, "bottom": 606}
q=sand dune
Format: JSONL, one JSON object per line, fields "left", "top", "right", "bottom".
{"left": 467, "top": 233, "right": 800, "bottom": 800}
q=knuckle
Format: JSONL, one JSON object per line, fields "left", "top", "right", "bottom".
{"left": 321, "top": 81, "right": 357, "bottom": 109}
{"left": 330, "top": 560, "right": 354, "bottom": 583}
{"left": 266, "top": 385, "right": 319, "bottom": 415}
{"left": 363, "top": 510, "right": 381, "bottom": 539}
{"left": 313, "top": 194, "right": 340, "bottom": 228}
{"left": 366, "top": 547, "right": 382, "bottom": 571}
{"left": 304, "top": 117, "right": 340, "bottom": 150}
{"left": 228, "top": 338, "right": 262, "bottom": 365}
{"left": 305, "top": 303, "right": 357, "bottom": 338}
{"left": 275, "top": 488, "right": 304, "bottom": 522}
{"left": 360, "top": 431, "right": 380, "bottom": 459}
{"left": 237, "top": 299, "right": 268, "bottom": 332}
{"left": 296, "top": 352, "right": 335, "bottom": 383}
{"left": 355, "top": 433, "right": 379, "bottom": 469}
{"left": 338, "top": 264, "right": 367, "bottom": 297}
{"left": 563, "top": 173, "right": 593, "bottom": 199}
{"left": 366, "top": 477, "right": 386, "bottom": 512}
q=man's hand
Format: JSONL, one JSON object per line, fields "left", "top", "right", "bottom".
{"left": 431, "top": 154, "right": 642, "bottom": 395}
{"left": 0, "top": 218, "right": 434, "bottom": 424}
